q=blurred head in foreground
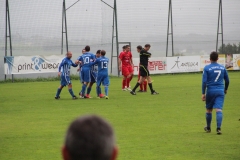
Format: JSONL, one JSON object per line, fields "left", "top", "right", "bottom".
{"left": 62, "top": 115, "right": 118, "bottom": 160}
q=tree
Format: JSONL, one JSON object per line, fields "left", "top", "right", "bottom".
{"left": 218, "top": 42, "right": 240, "bottom": 54}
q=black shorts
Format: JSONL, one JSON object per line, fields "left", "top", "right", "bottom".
{"left": 139, "top": 65, "right": 149, "bottom": 77}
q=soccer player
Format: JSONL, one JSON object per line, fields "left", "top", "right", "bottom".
{"left": 85, "top": 50, "right": 104, "bottom": 98}
{"left": 90, "top": 50, "right": 110, "bottom": 99}
{"left": 130, "top": 44, "right": 159, "bottom": 95}
{"left": 55, "top": 51, "right": 78, "bottom": 100}
{"left": 136, "top": 45, "right": 147, "bottom": 92}
{"left": 77, "top": 49, "right": 86, "bottom": 83}
{"left": 77, "top": 45, "right": 95, "bottom": 98}
{"left": 62, "top": 115, "right": 118, "bottom": 160}
{"left": 119, "top": 45, "right": 133, "bottom": 91}
{"left": 202, "top": 51, "right": 229, "bottom": 134}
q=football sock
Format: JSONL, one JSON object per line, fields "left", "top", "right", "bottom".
{"left": 132, "top": 82, "right": 140, "bottom": 92}
{"left": 122, "top": 79, "right": 126, "bottom": 89}
{"left": 129, "top": 75, "right": 133, "bottom": 82}
{"left": 87, "top": 87, "right": 92, "bottom": 95}
{"left": 206, "top": 113, "right": 212, "bottom": 128}
{"left": 56, "top": 88, "right": 62, "bottom": 97}
{"left": 144, "top": 81, "right": 147, "bottom": 91}
{"left": 104, "top": 86, "right": 109, "bottom": 96}
{"left": 81, "top": 84, "right": 87, "bottom": 96}
{"left": 148, "top": 83, "right": 154, "bottom": 92}
{"left": 68, "top": 88, "right": 75, "bottom": 97}
{"left": 216, "top": 111, "right": 223, "bottom": 129}
{"left": 126, "top": 78, "right": 130, "bottom": 88}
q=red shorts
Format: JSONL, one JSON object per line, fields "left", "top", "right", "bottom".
{"left": 122, "top": 66, "right": 133, "bottom": 77}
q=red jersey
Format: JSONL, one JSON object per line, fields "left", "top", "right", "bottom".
{"left": 119, "top": 51, "right": 132, "bottom": 67}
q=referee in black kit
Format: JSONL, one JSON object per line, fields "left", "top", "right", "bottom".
{"left": 130, "top": 44, "right": 159, "bottom": 95}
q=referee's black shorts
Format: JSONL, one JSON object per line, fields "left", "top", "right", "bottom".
{"left": 139, "top": 65, "right": 150, "bottom": 77}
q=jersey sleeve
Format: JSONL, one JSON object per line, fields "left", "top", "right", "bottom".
{"left": 202, "top": 67, "right": 208, "bottom": 94}
{"left": 224, "top": 69, "right": 230, "bottom": 91}
{"left": 119, "top": 52, "right": 123, "bottom": 59}
{"left": 58, "top": 59, "right": 65, "bottom": 72}
{"left": 71, "top": 60, "right": 78, "bottom": 67}
{"left": 141, "top": 50, "right": 151, "bottom": 57}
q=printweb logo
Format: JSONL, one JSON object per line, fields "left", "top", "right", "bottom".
{"left": 171, "top": 57, "right": 180, "bottom": 69}
{"left": 32, "top": 57, "right": 45, "bottom": 71}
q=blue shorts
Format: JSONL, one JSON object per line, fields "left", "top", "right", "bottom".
{"left": 97, "top": 74, "right": 109, "bottom": 86}
{"left": 61, "top": 75, "right": 71, "bottom": 86}
{"left": 206, "top": 89, "right": 225, "bottom": 110}
{"left": 81, "top": 67, "right": 91, "bottom": 83}
{"left": 91, "top": 71, "right": 97, "bottom": 83}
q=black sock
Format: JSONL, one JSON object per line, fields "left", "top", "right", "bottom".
{"left": 148, "top": 83, "right": 154, "bottom": 92}
{"left": 132, "top": 82, "right": 140, "bottom": 92}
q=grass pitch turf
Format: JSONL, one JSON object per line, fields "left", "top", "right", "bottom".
{"left": 0, "top": 72, "right": 240, "bottom": 160}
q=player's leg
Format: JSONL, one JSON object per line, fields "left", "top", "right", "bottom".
{"left": 122, "top": 67, "right": 129, "bottom": 91}
{"left": 96, "top": 75, "right": 104, "bottom": 98}
{"left": 126, "top": 66, "right": 133, "bottom": 90}
{"left": 55, "top": 85, "right": 64, "bottom": 99}
{"left": 86, "top": 72, "right": 96, "bottom": 98}
{"left": 138, "top": 72, "right": 144, "bottom": 92}
{"left": 67, "top": 83, "right": 77, "bottom": 99}
{"left": 143, "top": 78, "right": 147, "bottom": 92}
{"left": 102, "top": 75, "right": 110, "bottom": 99}
{"left": 213, "top": 92, "right": 225, "bottom": 134}
{"left": 130, "top": 66, "right": 146, "bottom": 95}
{"left": 204, "top": 91, "right": 215, "bottom": 132}
{"left": 79, "top": 69, "right": 91, "bottom": 98}
{"left": 145, "top": 70, "right": 158, "bottom": 95}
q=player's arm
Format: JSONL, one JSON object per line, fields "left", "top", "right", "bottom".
{"left": 71, "top": 60, "right": 78, "bottom": 67}
{"left": 201, "top": 68, "right": 207, "bottom": 101}
{"left": 141, "top": 50, "right": 152, "bottom": 57}
{"left": 118, "top": 54, "right": 122, "bottom": 71}
{"left": 89, "top": 59, "right": 99, "bottom": 66}
{"left": 224, "top": 69, "right": 230, "bottom": 94}
{"left": 58, "top": 60, "right": 65, "bottom": 76}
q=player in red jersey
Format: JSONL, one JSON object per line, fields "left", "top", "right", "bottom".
{"left": 118, "top": 45, "right": 133, "bottom": 91}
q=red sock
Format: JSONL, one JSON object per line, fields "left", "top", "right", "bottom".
{"left": 140, "top": 83, "right": 143, "bottom": 90}
{"left": 143, "top": 81, "right": 147, "bottom": 91}
{"left": 129, "top": 75, "right": 133, "bottom": 82}
{"left": 122, "top": 79, "right": 126, "bottom": 89}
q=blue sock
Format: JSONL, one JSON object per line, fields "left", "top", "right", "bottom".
{"left": 104, "top": 86, "right": 109, "bottom": 96}
{"left": 56, "top": 88, "right": 62, "bottom": 97}
{"left": 99, "top": 87, "right": 102, "bottom": 95}
{"left": 68, "top": 88, "right": 75, "bottom": 97}
{"left": 216, "top": 111, "right": 223, "bottom": 129}
{"left": 96, "top": 86, "right": 99, "bottom": 96}
{"left": 81, "top": 84, "right": 87, "bottom": 96}
{"left": 87, "top": 87, "right": 92, "bottom": 95}
{"left": 206, "top": 113, "right": 212, "bottom": 128}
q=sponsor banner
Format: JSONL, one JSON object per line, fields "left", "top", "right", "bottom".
{"left": 4, "top": 55, "right": 64, "bottom": 74}
{"left": 200, "top": 54, "right": 225, "bottom": 71}
{"left": 132, "top": 57, "right": 167, "bottom": 75}
{"left": 167, "top": 56, "right": 200, "bottom": 73}
{"left": 233, "top": 54, "right": 240, "bottom": 70}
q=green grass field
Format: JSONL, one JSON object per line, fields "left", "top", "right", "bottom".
{"left": 0, "top": 72, "right": 240, "bottom": 160}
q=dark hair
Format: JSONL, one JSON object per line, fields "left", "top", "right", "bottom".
{"left": 101, "top": 50, "right": 106, "bottom": 56}
{"left": 122, "top": 45, "right": 126, "bottom": 49}
{"left": 137, "top": 45, "right": 142, "bottom": 50}
{"left": 210, "top": 51, "right": 218, "bottom": 61}
{"left": 125, "top": 45, "right": 130, "bottom": 48}
{"left": 85, "top": 45, "right": 90, "bottom": 52}
{"left": 96, "top": 50, "right": 101, "bottom": 54}
{"left": 65, "top": 115, "right": 115, "bottom": 160}
{"left": 145, "top": 44, "right": 151, "bottom": 48}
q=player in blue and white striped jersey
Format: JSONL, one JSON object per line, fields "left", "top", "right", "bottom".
{"left": 55, "top": 51, "right": 78, "bottom": 100}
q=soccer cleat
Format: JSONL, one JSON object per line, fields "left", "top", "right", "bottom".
{"left": 126, "top": 87, "right": 132, "bottom": 91}
{"left": 85, "top": 94, "right": 92, "bottom": 99}
{"left": 137, "top": 90, "right": 144, "bottom": 92}
{"left": 105, "top": 96, "right": 109, "bottom": 99}
{"left": 216, "top": 128, "right": 222, "bottom": 135}
{"left": 204, "top": 127, "right": 211, "bottom": 133}
{"left": 55, "top": 96, "right": 60, "bottom": 100}
{"left": 130, "top": 91, "right": 136, "bottom": 95}
{"left": 122, "top": 88, "right": 127, "bottom": 91}
{"left": 151, "top": 91, "right": 159, "bottom": 95}
{"left": 72, "top": 96, "right": 77, "bottom": 100}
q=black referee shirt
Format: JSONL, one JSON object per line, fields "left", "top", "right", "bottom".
{"left": 140, "top": 49, "right": 151, "bottom": 66}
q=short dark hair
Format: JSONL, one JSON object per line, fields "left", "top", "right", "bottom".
{"left": 64, "top": 115, "right": 115, "bottom": 160}
{"left": 145, "top": 44, "right": 151, "bottom": 48}
{"left": 101, "top": 50, "right": 106, "bottom": 56}
{"left": 125, "top": 45, "right": 130, "bottom": 48}
{"left": 96, "top": 50, "right": 101, "bottom": 54}
{"left": 210, "top": 51, "right": 218, "bottom": 61}
{"left": 85, "top": 45, "right": 90, "bottom": 52}
{"left": 122, "top": 45, "right": 126, "bottom": 49}
{"left": 137, "top": 45, "right": 142, "bottom": 50}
